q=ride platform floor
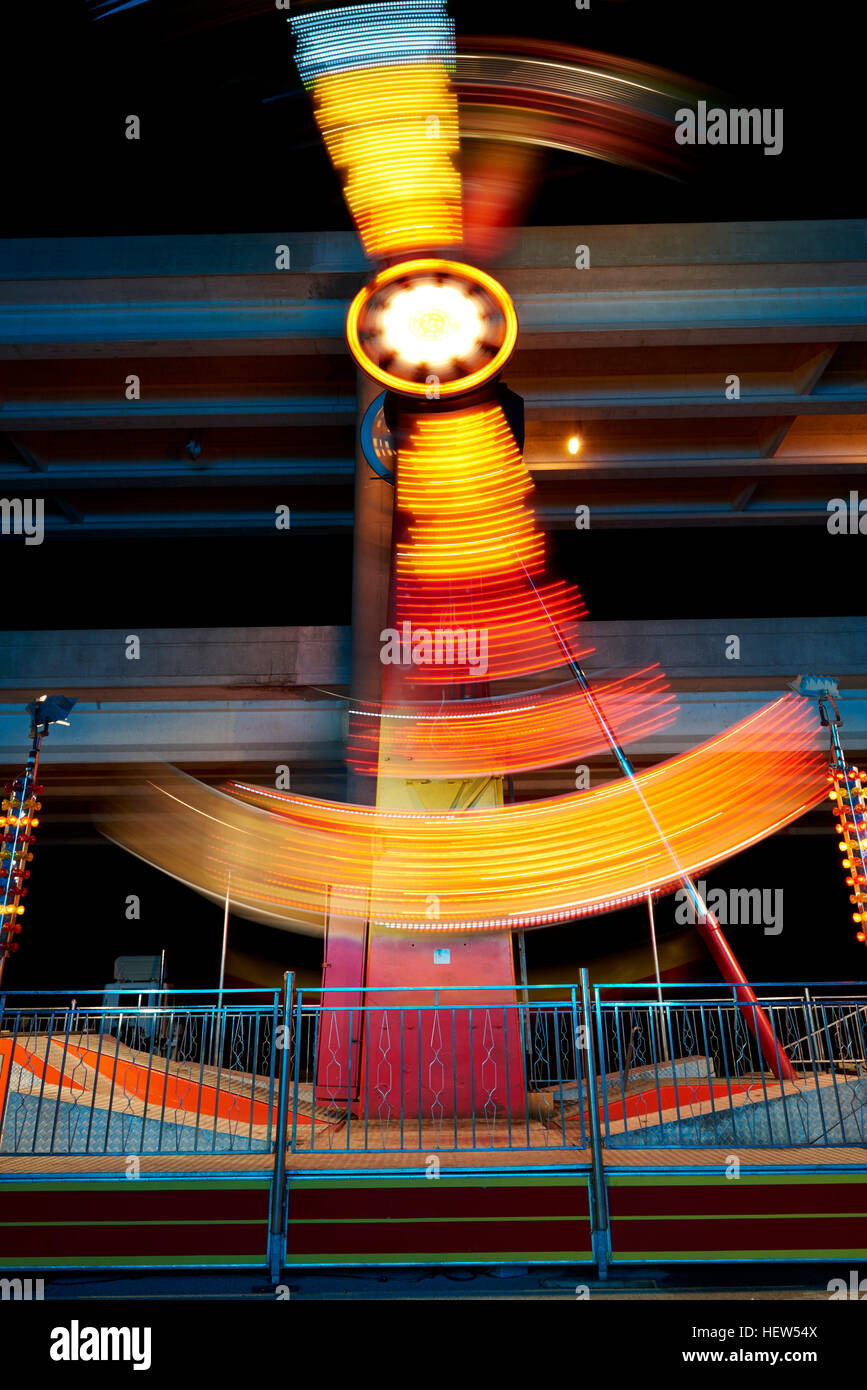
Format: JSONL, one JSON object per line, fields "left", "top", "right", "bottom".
{"left": 2, "top": 1144, "right": 865, "bottom": 1178}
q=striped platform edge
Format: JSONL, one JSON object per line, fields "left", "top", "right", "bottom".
{"left": 606, "top": 1168, "right": 867, "bottom": 1262}
{"left": 283, "top": 1168, "right": 593, "bottom": 1267}
{"left": 0, "top": 1176, "right": 272, "bottom": 1269}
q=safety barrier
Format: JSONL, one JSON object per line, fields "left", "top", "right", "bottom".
{"left": 0, "top": 989, "right": 282, "bottom": 1156}
{"left": 2, "top": 980, "right": 866, "bottom": 1158}
{"left": 594, "top": 983, "right": 867, "bottom": 1148}
{"left": 289, "top": 983, "right": 588, "bottom": 1154}
{"left": 3, "top": 977, "right": 867, "bottom": 1275}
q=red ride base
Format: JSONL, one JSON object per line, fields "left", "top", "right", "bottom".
{"left": 314, "top": 918, "right": 528, "bottom": 1120}
{"left": 358, "top": 925, "right": 527, "bottom": 1120}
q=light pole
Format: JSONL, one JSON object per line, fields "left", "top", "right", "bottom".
{"left": 0, "top": 695, "right": 76, "bottom": 986}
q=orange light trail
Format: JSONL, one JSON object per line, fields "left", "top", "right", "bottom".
{"left": 100, "top": 696, "right": 826, "bottom": 932}
{"left": 312, "top": 65, "right": 462, "bottom": 257}
{"left": 396, "top": 406, "right": 538, "bottom": 578}
{"left": 348, "top": 666, "right": 677, "bottom": 777}
{"left": 391, "top": 402, "right": 589, "bottom": 682}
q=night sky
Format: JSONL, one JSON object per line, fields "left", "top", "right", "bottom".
{"left": 5, "top": 0, "right": 864, "bottom": 233}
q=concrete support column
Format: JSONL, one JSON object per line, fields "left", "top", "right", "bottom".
{"left": 347, "top": 371, "right": 393, "bottom": 806}
{"left": 316, "top": 372, "right": 391, "bottom": 1099}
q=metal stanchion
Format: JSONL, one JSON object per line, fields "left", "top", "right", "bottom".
{"left": 580, "top": 967, "right": 610, "bottom": 1279}
{"left": 270, "top": 970, "right": 295, "bottom": 1282}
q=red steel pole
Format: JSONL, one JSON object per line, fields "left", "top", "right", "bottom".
{"left": 518, "top": 552, "right": 797, "bottom": 1083}
{"left": 694, "top": 906, "right": 795, "bottom": 1082}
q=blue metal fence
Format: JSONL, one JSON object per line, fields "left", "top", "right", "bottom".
{"left": 289, "top": 984, "right": 588, "bottom": 1155}
{"left": 0, "top": 989, "right": 282, "bottom": 1156}
{"left": 594, "top": 982, "right": 867, "bottom": 1149}
{"left": 2, "top": 980, "right": 866, "bottom": 1159}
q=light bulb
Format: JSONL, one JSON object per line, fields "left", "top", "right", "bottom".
{"left": 380, "top": 283, "right": 484, "bottom": 367}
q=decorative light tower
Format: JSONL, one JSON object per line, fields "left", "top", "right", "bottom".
{"left": 0, "top": 695, "right": 76, "bottom": 985}
{"left": 819, "top": 694, "right": 867, "bottom": 945}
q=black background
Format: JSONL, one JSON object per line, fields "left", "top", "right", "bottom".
{"left": 5, "top": 0, "right": 863, "bottom": 233}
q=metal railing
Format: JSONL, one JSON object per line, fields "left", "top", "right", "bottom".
{"left": 3, "top": 979, "right": 866, "bottom": 1159}
{"left": 0, "top": 989, "right": 283, "bottom": 1156}
{"left": 289, "top": 984, "right": 589, "bottom": 1154}
{"left": 594, "top": 982, "right": 867, "bottom": 1149}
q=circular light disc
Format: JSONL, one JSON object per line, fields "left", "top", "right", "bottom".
{"left": 346, "top": 258, "right": 517, "bottom": 398}
{"left": 380, "top": 283, "right": 484, "bottom": 367}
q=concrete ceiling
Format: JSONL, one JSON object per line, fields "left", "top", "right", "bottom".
{"left": 2, "top": 220, "right": 865, "bottom": 536}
